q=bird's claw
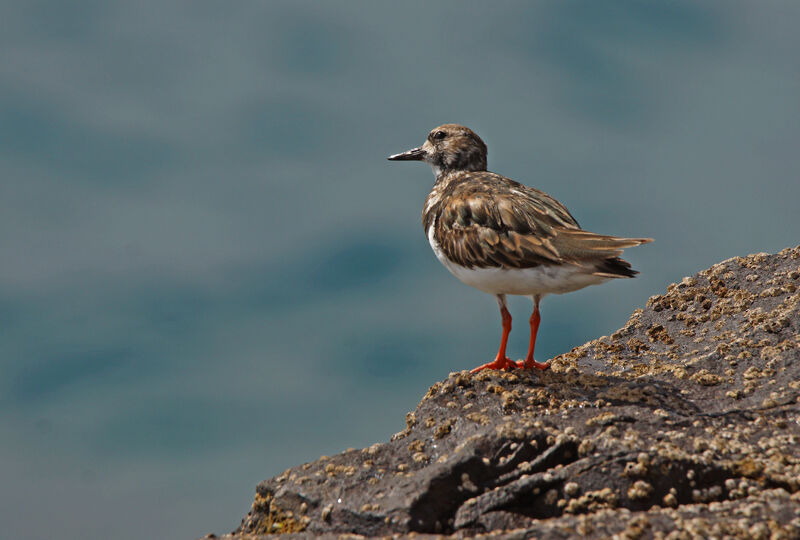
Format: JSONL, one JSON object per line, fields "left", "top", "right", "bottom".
{"left": 470, "top": 356, "right": 517, "bottom": 373}
{"left": 514, "top": 359, "right": 550, "bottom": 370}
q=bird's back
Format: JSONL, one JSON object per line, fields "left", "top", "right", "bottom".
{"left": 423, "top": 171, "right": 650, "bottom": 277}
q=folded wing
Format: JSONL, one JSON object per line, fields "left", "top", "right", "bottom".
{"left": 432, "top": 173, "right": 652, "bottom": 276}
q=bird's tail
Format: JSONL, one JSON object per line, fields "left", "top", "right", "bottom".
{"left": 553, "top": 229, "right": 653, "bottom": 278}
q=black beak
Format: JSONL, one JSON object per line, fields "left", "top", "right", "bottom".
{"left": 387, "top": 147, "right": 426, "bottom": 161}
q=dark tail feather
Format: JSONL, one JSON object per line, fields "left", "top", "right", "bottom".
{"left": 593, "top": 257, "right": 639, "bottom": 278}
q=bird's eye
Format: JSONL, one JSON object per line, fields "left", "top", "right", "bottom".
{"left": 432, "top": 131, "right": 446, "bottom": 140}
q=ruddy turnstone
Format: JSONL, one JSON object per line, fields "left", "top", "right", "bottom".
{"left": 389, "top": 124, "right": 652, "bottom": 373}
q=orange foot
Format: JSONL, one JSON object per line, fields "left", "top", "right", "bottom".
{"left": 514, "top": 359, "right": 550, "bottom": 370}
{"left": 470, "top": 356, "right": 517, "bottom": 374}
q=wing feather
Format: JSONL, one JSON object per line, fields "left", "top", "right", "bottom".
{"left": 428, "top": 172, "right": 651, "bottom": 272}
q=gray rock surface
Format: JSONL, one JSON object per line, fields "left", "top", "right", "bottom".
{"left": 208, "top": 246, "right": 800, "bottom": 539}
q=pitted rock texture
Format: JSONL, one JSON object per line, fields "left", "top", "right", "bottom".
{"left": 216, "top": 247, "right": 800, "bottom": 539}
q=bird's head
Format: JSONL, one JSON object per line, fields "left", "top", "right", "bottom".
{"left": 388, "top": 124, "right": 487, "bottom": 177}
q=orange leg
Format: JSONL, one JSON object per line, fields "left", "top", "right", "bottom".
{"left": 471, "top": 295, "right": 516, "bottom": 373}
{"left": 517, "top": 299, "right": 550, "bottom": 370}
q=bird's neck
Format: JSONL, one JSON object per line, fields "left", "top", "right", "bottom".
{"left": 433, "top": 167, "right": 484, "bottom": 186}
{"left": 431, "top": 151, "right": 487, "bottom": 180}
{"left": 432, "top": 168, "right": 456, "bottom": 187}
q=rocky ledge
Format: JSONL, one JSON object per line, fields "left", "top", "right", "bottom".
{"left": 213, "top": 246, "right": 800, "bottom": 539}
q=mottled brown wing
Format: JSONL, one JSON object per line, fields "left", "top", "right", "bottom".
{"left": 432, "top": 173, "right": 651, "bottom": 270}
{"left": 432, "top": 173, "right": 580, "bottom": 269}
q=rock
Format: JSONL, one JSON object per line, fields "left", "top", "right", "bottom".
{"left": 217, "top": 246, "right": 800, "bottom": 538}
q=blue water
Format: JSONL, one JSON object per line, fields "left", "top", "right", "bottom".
{"left": 2, "top": 2, "right": 799, "bottom": 538}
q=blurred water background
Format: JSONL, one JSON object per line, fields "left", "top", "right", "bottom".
{"left": 1, "top": 1, "right": 799, "bottom": 538}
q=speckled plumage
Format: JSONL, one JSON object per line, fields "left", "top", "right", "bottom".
{"left": 389, "top": 123, "right": 652, "bottom": 372}
{"left": 393, "top": 123, "right": 651, "bottom": 287}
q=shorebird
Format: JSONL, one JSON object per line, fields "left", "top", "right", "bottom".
{"left": 388, "top": 124, "right": 652, "bottom": 373}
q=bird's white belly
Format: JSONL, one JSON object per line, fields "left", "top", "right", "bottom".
{"left": 427, "top": 226, "right": 607, "bottom": 296}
